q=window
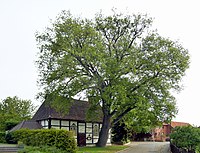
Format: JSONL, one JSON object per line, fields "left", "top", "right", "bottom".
{"left": 78, "top": 123, "right": 85, "bottom": 133}
{"left": 93, "top": 124, "right": 99, "bottom": 136}
{"left": 70, "top": 123, "right": 77, "bottom": 136}
{"left": 40, "top": 120, "right": 48, "bottom": 127}
{"left": 51, "top": 120, "right": 60, "bottom": 126}
{"left": 41, "top": 120, "right": 45, "bottom": 126}
{"left": 61, "top": 120, "right": 69, "bottom": 126}
{"left": 86, "top": 123, "right": 92, "bottom": 127}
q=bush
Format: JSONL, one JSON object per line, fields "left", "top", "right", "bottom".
{"left": 11, "top": 129, "right": 76, "bottom": 153}
{"left": 170, "top": 126, "right": 200, "bottom": 152}
{"left": 196, "top": 145, "right": 200, "bottom": 153}
{"left": 5, "top": 120, "right": 19, "bottom": 131}
{"left": 112, "top": 122, "right": 131, "bottom": 144}
{"left": 5, "top": 132, "right": 17, "bottom": 144}
{"left": 0, "top": 131, "right": 6, "bottom": 143}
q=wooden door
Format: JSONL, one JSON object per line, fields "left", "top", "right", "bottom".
{"left": 78, "top": 133, "right": 86, "bottom": 146}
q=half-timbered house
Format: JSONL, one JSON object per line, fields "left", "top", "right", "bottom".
{"left": 10, "top": 99, "right": 111, "bottom": 146}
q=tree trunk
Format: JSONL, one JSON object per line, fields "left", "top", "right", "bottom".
{"left": 96, "top": 114, "right": 111, "bottom": 147}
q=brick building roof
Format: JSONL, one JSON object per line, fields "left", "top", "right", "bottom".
{"left": 171, "top": 121, "right": 190, "bottom": 128}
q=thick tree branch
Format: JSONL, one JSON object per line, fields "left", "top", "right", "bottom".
{"left": 111, "top": 106, "right": 136, "bottom": 126}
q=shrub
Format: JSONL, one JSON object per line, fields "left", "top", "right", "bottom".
{"left": 0, "top": 131, "right": 6, "bottom": 143}
{"left": 170, "top": 126, "right": 200, "bottom": 152}
{"left": 196, "top": 145, "right": 200, "bottom": 153}
{"left": 112, "top": 122, "right": 131, "bottom": 144}
{"left": 11, "top": 129, "right": 76, "bottom": 153}
{"left": 5, "top": 120, "right": 19, "bottom": 131}
{"left": 5, "top": 132, "right": 17, "bottom": 144}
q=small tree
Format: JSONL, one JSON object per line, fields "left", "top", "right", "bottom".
{"left": 36, "top": 11, "right": 190, "bottom": 147}
{"left": 0, "top": 96, "right": 36, "bottom": 131}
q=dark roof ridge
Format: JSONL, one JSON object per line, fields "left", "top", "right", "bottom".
{"left": 21, "top": 120, "right": 25, "bottom": 127}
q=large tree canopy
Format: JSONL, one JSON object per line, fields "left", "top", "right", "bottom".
{"left": 36, "top": 11, "right": 190, "bottom": 147}
{"left": 0, "top": 96, "right": 36, "bottom": 131}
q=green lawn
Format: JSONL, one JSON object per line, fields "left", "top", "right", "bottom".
{"left": 77, "top": 145, "right": 128, "bottom": 153}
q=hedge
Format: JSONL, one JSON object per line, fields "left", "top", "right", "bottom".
{"left": 170, "top": 126, "right": 200, "bottom": 152}
{"left": 11, "top": 129, "right": 77, "bottom": 153}
{"left": 0, "top": 131, "right": 6, "bottom": 143}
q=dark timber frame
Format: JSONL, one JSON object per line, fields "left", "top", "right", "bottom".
{"left": 17, "top": 99, "right": 112, "bottom": 146}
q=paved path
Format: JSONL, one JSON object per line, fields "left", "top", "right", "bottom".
{"left": 0, "top": 144, "right": 19, "bottom": 153}
{"left": 118, "top": 142, "right": 171, "bottom": 153}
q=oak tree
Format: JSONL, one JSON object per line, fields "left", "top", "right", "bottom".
{"left": 36, "top": 11, "right": 190, "bottom": 147}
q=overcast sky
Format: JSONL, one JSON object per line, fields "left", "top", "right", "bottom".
{"left": 0, "top": 0, "right": 199, "bottom": 126}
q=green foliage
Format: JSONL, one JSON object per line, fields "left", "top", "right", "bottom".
{"left": 122, "top": 108, "right": 164, "bottom": 134}
{"left": 5, "top": 120, "right": 20, "bottom": 131}
{"left": 36, "top": 10, "right": 190, "bottom": 146}
{"left": 170, "top": 126, "right": 200, "bottom": 152}
{"left": 0, "top": 96, "right": 36, "bottom": 131}
{"left": 197, "top": 145, "right": 200, "bottom": 153}
{"left": 112, "top": 122, "right": 131, "bottom": 144}
{"left": 0, "top": 131, "right": 6, "bottom": 143}
{"left": 18, "top": 146, "right": 67, "bottom": 153}
{"left": 5, "top": 132, "right": 17, "bottom": 144}
{"left": 11, "top": 129, "right": 76, "bottom": 153}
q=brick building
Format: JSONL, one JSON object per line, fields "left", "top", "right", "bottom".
{"left": 152, "top": 121, "right": 190, "bottom": 141}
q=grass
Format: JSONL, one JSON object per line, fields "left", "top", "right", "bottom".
{"left": 77, "top": 145, "right": 128, "bottom": 153}
{"left": 0, "top": 143, "right": 128, "bottom": 153}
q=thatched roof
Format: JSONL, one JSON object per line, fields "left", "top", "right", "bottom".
{"left": 32, "top": 99, "right": 103, "bottom": 122}
{"left": 10, "top": 120, "right": 42, "bottom": 132}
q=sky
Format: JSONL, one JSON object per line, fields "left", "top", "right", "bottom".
{"left": 0, "top": 0, "right": 199, "bottom": 126}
